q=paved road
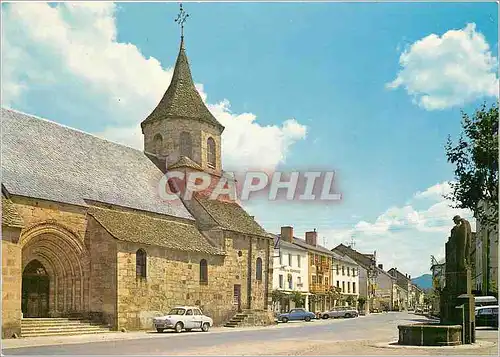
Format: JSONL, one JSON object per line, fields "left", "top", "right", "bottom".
{"left": 2, "top": 313, "right": 497, "bottom": 355}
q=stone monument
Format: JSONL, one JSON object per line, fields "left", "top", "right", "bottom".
{"left": 440, "top": 215, "right": 476, "bottom": 344}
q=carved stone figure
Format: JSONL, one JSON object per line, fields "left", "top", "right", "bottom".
{"left": 450, "top": 215, "right": 472, "bottom": 271}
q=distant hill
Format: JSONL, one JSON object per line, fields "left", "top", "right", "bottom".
{"left": 412, "top": 274, "right": 433, "bottom": 290}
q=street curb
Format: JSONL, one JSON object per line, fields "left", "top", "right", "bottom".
{"left": 371, "top": 340, "right": 496, "bottom": 350}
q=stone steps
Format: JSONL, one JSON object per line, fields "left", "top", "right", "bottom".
{"left": 21, "top": 318, "right": 111, "bottom": 337}
{"left": 224, "top": 310, "right": 275, "bottom": 328}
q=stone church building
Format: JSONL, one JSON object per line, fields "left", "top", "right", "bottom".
{"left": 1, "top": 35, "right": 274, "bottom": 338}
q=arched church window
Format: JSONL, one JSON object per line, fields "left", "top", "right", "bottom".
{"left": 200, "top": 259, "right": 208, "bottom": 284}
{"left": 136, "top": 249, "right": 147, "bottom": 278}
{"left": 207, "top": 137, "right": 216, "bottom": 168}
{"left": 153, "top": 134, "right": 163, "bottom": 156}
{"left": 180, "top": 132, "right": 193, "bottom": 158}
{"left": 256, "top": 257, "right": 263, "bottom": 281}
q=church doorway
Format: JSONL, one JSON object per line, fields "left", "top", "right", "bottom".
{"left": 22, "top": 260, "right": 50, "bottom": 318}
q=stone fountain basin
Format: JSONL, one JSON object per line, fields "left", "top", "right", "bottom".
{"left": 398, "top": 323, "right": 462, "bottom": 346}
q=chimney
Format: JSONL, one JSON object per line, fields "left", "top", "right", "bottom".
{"left": 378, "top": 264, "right": 383, "bottom": 270}
{"left": 281, "top": 226, "right": 294, "bottom": 243}
{"left": 305, "top": 229, "right": 317, "bottom": 246}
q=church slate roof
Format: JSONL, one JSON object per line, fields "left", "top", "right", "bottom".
{"left": 1, "top": 108, "right": 194, "bottom": 221}
{"left": 88, "top": 206, "right": 224, "bottom": 255}
{"left": 168, "top": 156, "right": 204, "bottom": 171}
{"left": 141, "top": 40, "right": 224, "bottom": 132}
{"left": 1, "top": 197, "right": 24, "bottom": 228}
{"left": 195, "top": 196, "right": 269, "bottom": 237}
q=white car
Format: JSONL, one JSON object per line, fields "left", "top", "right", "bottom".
{"left": 153, "top": 306, "right": 213, "bottom": 333}
{"left": 321, "top": 306, "right": 359, "bottom": 319}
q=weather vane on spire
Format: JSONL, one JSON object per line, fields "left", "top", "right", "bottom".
{"left": 174, "top": 3, "right": 189, "bottom": 39}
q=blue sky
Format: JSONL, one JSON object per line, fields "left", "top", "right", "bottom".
{"left": 2, "top": 1, "right": 498, "bottom": 276}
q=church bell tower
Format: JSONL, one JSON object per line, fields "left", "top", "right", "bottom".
{"left": 141, "top": 4, "right": 225, "bottom": 177}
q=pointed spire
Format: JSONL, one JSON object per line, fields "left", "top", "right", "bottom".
{"left": 141, "top": 5, "right": 223, "bottom": 132}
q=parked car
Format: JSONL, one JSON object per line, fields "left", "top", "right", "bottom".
{"left": 474, "top": 296, "right": 498, "bottom": 308}
{"left": 277, "top": 308, "right": 316, "bottom": 323}
{"left": 153, "top": 306, "right": 213, "bottom": 333}
{"left": 475, "top": 305, "right": 498, "bottom": 328}
{"left": 321, "top": 306, "right": 359, "bottom": 319}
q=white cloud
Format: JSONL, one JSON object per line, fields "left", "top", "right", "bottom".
{"left": 326, "top": 181, "right": 475, "bottom": 276}
{"left": 388, "top": 23, "right": 499, "bottom": 110}
{"left": 1, "top": 2, "right": 306, "bottom": 170}
{"left": 414, "top": 181, "right": 452, "bottom": 201}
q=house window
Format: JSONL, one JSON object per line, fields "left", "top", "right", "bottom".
{"left": 353, "top": 282, "right": 356, "bottom": 294}
{"left": 348, "top": 282, "right": 351, "bottom": 293}
{"left": 342, "top": 281, "right": 345, "bottom": 293}
{"left": 288, "top": 274, "right": 293, "bottom": 290}
{"left": 207, "top": 137, "right": 216, "bottom": 168}
{"left": 347, "top": 267, "right": 350, "bottom": 276}
{"left": 256, "top": 257, "right": 263, "bottom": 281}
{"left": 336, "top": 265, "right": 339, "bottom": 275}
{"left": 279, "top": 275, "right": 284, "bottom": 288}
{"left": 352, "top": 268, "right": 356, "bottom": 276}
{"left": 325, "top": 277, "right": 329, "bottom": 286}
{"left": 312, "top": 275, "right": 317, "bottom": 284}
{"left": 342, "top": 266, "right": 345, "bottom": 276}
{"left": 297, "top": 276, "right": 302, "bottom": 287}
{"left": 136, "top": 249, "right": 147, "bottom": 278}
{"left": 180, "top": 131, "right": 193, "bottom": 158}
{"left": 297, "top": 255, "right": 301, "bottom": 268}
{"left": 337, "top": 280, "right": 340, "bottom": 288}
{"left": 200, "top": 259, "right": 208, "bottom": 284}
{"left": 288, "top": 254, "right": 292, "bottom": 267}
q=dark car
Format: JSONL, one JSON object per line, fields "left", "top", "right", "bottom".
{"left": 277, "top": 308, "right": 316, "bottom": 323}
{"left": 475, "top": 305, "right": 498, "bottom": 328}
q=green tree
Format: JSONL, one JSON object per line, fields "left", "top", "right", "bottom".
{"left": 357, "top": 296, "right": 366, "bottom": 309}
{"left": 327, "top": 286, "right": 342, "bottom": 305}
{"left": 290, "top": 290, "right": 305, "bottom": 307}
{"left": 445, "top": 101, "right": 498, "bottom": 293}
{"left": 445, "top": 102, "right": 498, "bottom": 226}
{"left": 271, "top": 289, "right": 285, "bottom": 307}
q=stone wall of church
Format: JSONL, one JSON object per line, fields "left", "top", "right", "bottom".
{"left": 85, "top": 217, "right": 118, "bottom": 328}
{"left": 115, "top": 232, "right": 272, "bottom": 331}
{"left": 2, "top": 233, "right": 22, "bottom": 338}
{"left": 13, "top": 197, "right": 88, "bottom": 239}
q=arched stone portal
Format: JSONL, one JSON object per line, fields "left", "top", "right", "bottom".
{"left": 20, "top": 222, "right": 89, "bottom": 318}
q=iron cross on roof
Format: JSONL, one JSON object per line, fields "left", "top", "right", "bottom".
{"left": 175, "top": 3, "right": 189, "bottom": 39}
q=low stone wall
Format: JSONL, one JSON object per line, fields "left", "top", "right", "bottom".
{"left": 398, "top": 324, "right": 462, "bottom": 346}
{"left": 239, "top": 310, "right": 276, "bottom": 327}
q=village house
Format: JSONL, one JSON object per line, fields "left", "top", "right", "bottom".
{"left": 475, "top": 200, "right": 498, "bottom": 296}
{"left": 372, "top": 263, "right": 397, "bottom": 311}
{"left": 388, "top": 268, "right": 411, "bottom": 310}
{"left": 331, "top": 251, "right": 360, "bottom": 307}
{"left": 1, "top": 32, "right": 275, "bottom": 338}
{"left": 333, "top": 244, "right": 400, "bottom": 312}
{"left": 271, "top": 227, "right": 310, "bottom": 312}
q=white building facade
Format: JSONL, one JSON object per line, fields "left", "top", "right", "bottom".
{"left": 272, "top": 227, "right": 310, "bottom": 312}
{"left": 331, "top": 252, "right": 360, "bottom": 307}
